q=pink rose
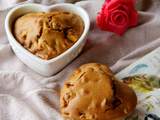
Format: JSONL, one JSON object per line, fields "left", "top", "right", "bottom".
{"left": 97, "top": 0, "right": 139, "bottom": 36}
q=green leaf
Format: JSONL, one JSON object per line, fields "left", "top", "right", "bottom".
{"left": 144, "top": 95, "right": 152, "bottom": 100}
{"left": 147, "top": 106, "right": 150, "bottom": 112}
{"left": 150, "top": 104, "right": 155, "bottom": 110}
{"left": 133, "top": 115, "right": 139, "bottom": 120}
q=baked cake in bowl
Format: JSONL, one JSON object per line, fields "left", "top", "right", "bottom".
{"left": 5, "top": 3, "right": 90, "bottom": 76}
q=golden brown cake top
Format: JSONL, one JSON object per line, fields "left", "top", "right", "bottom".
{"left": 60, "top": 63, "right": 137, "bottom": 120}
{"left": 13, "top": 11, "right": 84, "bottom": 60}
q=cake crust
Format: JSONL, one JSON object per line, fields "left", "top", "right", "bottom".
{"left": 60, "top": 63, "right": 137, "bottom": 120}
{"left": 13, "top": 11, "right": 84, "bottom": 60}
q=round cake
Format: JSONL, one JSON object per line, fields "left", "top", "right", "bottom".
{"left": 60, "top": 63, "right": 137, "bottom": 120}
{"left": 13, "top": 11, "right": 84, "bottom": 60}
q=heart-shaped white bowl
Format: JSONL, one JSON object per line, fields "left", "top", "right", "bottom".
{"left": 5, "top": 3, "right": 90, "bottom": 76}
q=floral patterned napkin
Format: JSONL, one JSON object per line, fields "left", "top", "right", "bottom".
{"left": 115, "top": 47, "right": 160, "bottom": 120}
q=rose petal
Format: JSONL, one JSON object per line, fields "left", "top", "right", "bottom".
{"left": 105, "top": 2, "right": 130, "bottom": 26}
{"left": 107, "top": 0, "right": 135, "bottom": 8}
{"left": 97, "top": 0, "right": 138, "bottom": 36}
{"left": 97, "top": 10, "right": 106, "bottom": 29}
{"left": 111, "top": 12, "right": 126, "bottom": 25}
{"left": 97, "top": 15, "right": 103, "bottom": 28}
{"left": 108, "top": 3, "right": 130, "bottom": 15}
{"left": 101, "top": 21, "right": 128, "bottom": 36}
{"left": 128, "top": 9, "right": 139, "bottom": 26}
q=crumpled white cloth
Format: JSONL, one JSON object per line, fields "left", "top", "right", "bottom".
{"left": 1, "top": 0, "right": 160, "bottom": 119}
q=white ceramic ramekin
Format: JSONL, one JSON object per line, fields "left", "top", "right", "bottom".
{"left": 5, "top": 3, "right": 90, "bottom": 76}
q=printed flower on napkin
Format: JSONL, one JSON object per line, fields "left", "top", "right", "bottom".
{"left": 97, "top": 0, "right": 139, "bottom": 36}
